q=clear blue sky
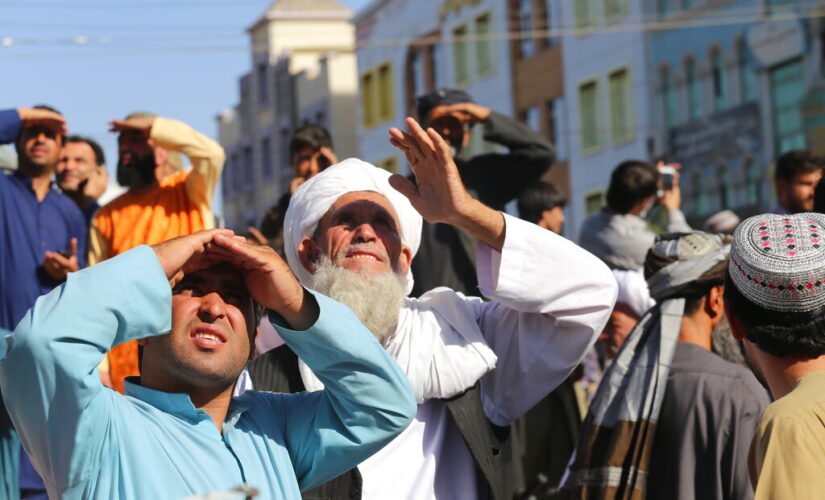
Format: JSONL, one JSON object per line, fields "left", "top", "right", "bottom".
{"left": 0, "top": 0, "right": 370, "bottom": 210}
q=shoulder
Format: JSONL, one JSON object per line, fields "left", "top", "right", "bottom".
{"left": 50, "top": 189, "right": 85, "bottom": 221}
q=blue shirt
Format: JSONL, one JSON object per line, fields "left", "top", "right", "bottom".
{"left": 0, "top": 245, "right": 416, "bottom": 499}
{"left": 0, "top": 108, "right": 88, "bottom": 331}
{"left": 0, "top": 108, "right": 88, "bottom": 499}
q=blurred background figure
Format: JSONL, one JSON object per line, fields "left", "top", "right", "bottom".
{"left": 517, "top": 181, "right": 567, "bottom": 235}
{"left": 90, "top": 111, "right": 225, "bottom": 393}
{"left": 704, "top": 209, "right": 741, "bottom": 235}
{"left": 410, "top": 88, "right": 554, "bottom": 296}
{"left": 579, "top": 160, "right": 690, "bottom": 271}
{"left": 56, "top": 135, "right": 109, "bottom": 224}
{"left": 772, "top": 150, "right": 823, "bottom": 215}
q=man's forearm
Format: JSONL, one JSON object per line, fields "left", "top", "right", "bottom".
{"left": 0, "top": 109, "right": 21, "bottom": 145}
{"left": 448, "top": 199, "right": 506, "bottom": 252}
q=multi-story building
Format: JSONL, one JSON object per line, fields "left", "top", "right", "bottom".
{"left": 561, "top": 0, "right": 654, "bottom": 239}
{"left": 648, "top": 0, "right": 825, "bottom": 225}
{"left": 218, "top": 0, "right": 357, "bottom": 231}
{"left": 353, "top": 0, "right": 516, "bottom": 173}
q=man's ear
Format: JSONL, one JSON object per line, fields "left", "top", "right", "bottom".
{"left": 724, "top": 301, "right": 746, "bottom": 341}
{"left": 706, "top": 285, "right": 725, "bottom": 327}
{"left": 298, "top": 237, "right": 319, "bottom": 274}
{"left": 397, "top": 245, "right": 413, "bottom": 275}
{"left": 154, "top": 145, "right": 168, "bottom": 169}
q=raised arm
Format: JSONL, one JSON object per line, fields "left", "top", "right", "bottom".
{"left": 0, "top": 108, "right": 66, "bottom": 145}
{"left": 0, "top": 244, "right": 174, "bottom": 488}
{"left": 151, "top": 117, "right": 225, "bottom": 207}
{"left": 205, "top": 235, "right": 416, "bottom": 489}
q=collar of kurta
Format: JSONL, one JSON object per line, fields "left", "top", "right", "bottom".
{"left": 123, "top": 377, "right": 250, "bottom": 425}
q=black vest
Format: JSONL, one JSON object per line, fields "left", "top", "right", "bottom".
{"left": 248, "top": 345, "right": 513, "bottom": 500}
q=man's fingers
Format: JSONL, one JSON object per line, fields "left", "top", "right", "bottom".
{"left": 389, "top": 174, "right": 419, "bottom": 202}
{"left": 427, "top": 128, "right": 454, "bottom": 164}
{"left": 405, "top": 117, "right": 437, "bottom": 158}
{"left": 389, "top": 127, "right": 425, "bottom": 162}
{"left": 69, "top": 238, "right": 78, "bottom": 256}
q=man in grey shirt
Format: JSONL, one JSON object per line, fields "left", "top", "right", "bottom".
{"left": 579, "top": 160, "right": 690, "bottom": 270}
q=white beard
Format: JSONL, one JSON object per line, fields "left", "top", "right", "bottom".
{"left": 309, "top": 256, "right": 407, "bottom": 342}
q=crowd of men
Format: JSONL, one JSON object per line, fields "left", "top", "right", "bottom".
{"left": 0, "top": 88, "right": 823, "bottom": 500}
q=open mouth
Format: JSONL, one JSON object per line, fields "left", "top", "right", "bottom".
{"left": 190, "top": 326, "right": 227, "bottom": 349}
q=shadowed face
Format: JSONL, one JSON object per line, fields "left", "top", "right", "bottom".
{"left": 599, "top": 302, "right": 641, "bottom": 359}
{"left": 18, "top": 125, "right": 63, "bottom": 175}
{"left": 304, "top": 191, "right": 412, "bottom": 276}
{"left": 779, "top": 171, "right": 822, "bottom": 214}
{"left": 139, "top": 264, "right": 257, "bottom": 390}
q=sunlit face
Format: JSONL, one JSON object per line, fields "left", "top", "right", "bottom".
{"left": 308, "top": 191, "right": 411, "bottom": 276}
{"left": 57, "top": 141, "right": 98, "bottom": 192}
{"left": 18, "top": 125, "right": 63, "bottom": 173}
{"left": 779, "top": 171, "right": 822, "bottom": 213}
{"left": 139, "top": 264, "right": 256, "bottom": 389}
{"left": 599, "top": 302, "right": 641, "bottom": 359}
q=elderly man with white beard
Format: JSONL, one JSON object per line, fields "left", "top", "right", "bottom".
{"left": 247, "top": 117, "right": 618, "bottom": 500}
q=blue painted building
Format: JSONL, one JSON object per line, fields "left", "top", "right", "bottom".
{"left": 647, "top": 0, "right": 825, "bottom": 224}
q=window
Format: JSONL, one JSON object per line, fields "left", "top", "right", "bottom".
{"left": 658, "top": 0, "right": 670, "bottom": 15}
{"left": 662, "top": 66, "right": 678, "bottom": 126}
{"left": 770, "top": 58, "right": 806, "bottom": 154}
{"left": 604, "top": 0, "right": 628, "bottom": 21}
{"left": 453, "top": 24, "right": 469, "bottom": 84}
{"left": 376, "top": 155, "right": 398, "bottom": 173}
{"left": 545, "top": 99, "right": 558, "bottom": 146}
{"left": 361, "top": 71, "right": 376, "bottom": 128}
{"left": 579, "top": 79, "right": 600, "bottom": 153}
{"left": 522, "top": 106, "right": 540, "bottom": 132}
{"left": 261, "top": 137, "right": 272, "bottom": 179}
{"left": 257, "top": 63, "right": 268, "bottom": 104}
{"left": 609, "top": 67, "right": 634, "bottom": 144}
{"left": 574, "top": 0, "right": 594, "bottom": 29}
{"left": 549, "top": 98, "right": 566, "bottom": 158}
{"left": 476, "top": 13, "right": 493, "bottom": 74}
{"left": 686, "top": 57, "right": 702, "bottom": 121}
{"left": 717, "top": 164, "right": 734, "bottom": 209}
{"left": 744, "top": 159, "right": 761, "bottom": 205}
{"left": 738, "top": 41, "right": 758, "bottom": 102}
{"left": 518, "top": 0, "right": 535, "bottom": 59}
{"left": 585, "top": 190, "right": 605, "bottom": 215}
{"left": 377, "top": 62, "right": 395, "bottom": 122}
{"left": 710, "top": 49, "right": 728, "bottom": 111}
{"left": 242, "top": 146, "right": 253, "bottom": 187}
{"left": 429, "top": 43, "right": 442, "bottom": 88}
{"left": 682, "top": 0, "right": 697, "bottom": 10}
{"left": 689, "top": 169, "right": 709, "bottom": 216}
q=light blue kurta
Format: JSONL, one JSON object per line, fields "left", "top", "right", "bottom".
{"left": 0, "top": 245, "right": 415, "bottom": 499}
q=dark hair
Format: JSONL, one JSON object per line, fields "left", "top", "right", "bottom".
{"left": 32, "top": 104, "right": 62, "bottom": 116}
{"left": 775, "top": 150, "right": 823, "bottom": 182}
{"left": 288, "top": 124, "right": 333, "bottom": 158}
{"left": 724, "top": 270, "right": 825, "bottom": 358}
{"left": 65, "top": 135, "right": 106, "bottom": 166}
{"left": 517, "top": 181, "right": 567, "bottom": 224}
{"left": 605, "top": 160, "right": 659, "bottom": 214}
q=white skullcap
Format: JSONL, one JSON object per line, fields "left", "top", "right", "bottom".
{"left": 612, "top": 268, "right": 655, "bottom": 318}
{"left": 283, "top": 158, "right": 423, "bottom": 294}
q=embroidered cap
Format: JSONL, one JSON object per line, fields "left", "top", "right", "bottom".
{"left": 729, "top": 213, "right": 825, "bottom": 312}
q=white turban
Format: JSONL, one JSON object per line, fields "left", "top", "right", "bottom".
{"left": 612, "top": 268, "right": 655, "bottom": 318}
{"left": 284, "top": 158, "right": 423, "bottom": 294}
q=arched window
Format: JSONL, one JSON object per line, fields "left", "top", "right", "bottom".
{"left": 661, "top": 65, "right": 677, "bottom": 126}
{"left": 717, "top": 164, "right": 734, "bottom": 209}
{"left": 737, "top": 37, "right": 757, "bottom": 102}
{"left": 685, "top": 57, "right": 702, "bottom": 121}
{"left": 710, "top": 48, "right": 728, "bottom": 111}
{"left": 744, "top": 158, "right": 761, "bottom": 206}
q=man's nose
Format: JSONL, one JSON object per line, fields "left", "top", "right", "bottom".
{"left": 352, "top": 222, "right": 378, "bottom": 242}
{"left": 197, "top": 292, "right": 227, "bottom": 322}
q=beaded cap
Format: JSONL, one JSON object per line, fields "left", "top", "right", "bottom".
{"left": 729, "top": 213, "right": 825, "bottom": 312}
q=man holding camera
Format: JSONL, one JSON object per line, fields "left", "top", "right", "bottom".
{"left": 579, "top": 160, "right": 691, "bottom": 271}
{"left": 409, "top": 89, "right": 555, "bottom": 296}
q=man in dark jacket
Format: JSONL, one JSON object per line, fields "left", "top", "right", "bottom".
{"left": 410, "top": 89, "right": 555, "bottom": 296}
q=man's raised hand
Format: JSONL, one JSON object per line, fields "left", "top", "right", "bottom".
{"left": 17, "top": 107, "right": 67, "bottom": 137}
{"left": 151, "top": 229, "right": 235, "bottom": 287}
{"left": 209, "top": 234, "right": 318, "bottom": 331}
{"left": 388, "top": 117, "right": 474, "bottom": 225}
